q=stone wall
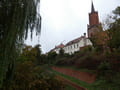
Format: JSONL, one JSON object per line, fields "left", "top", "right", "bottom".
{"left": 52, "top": 67, "right": 96, "bottom": 84}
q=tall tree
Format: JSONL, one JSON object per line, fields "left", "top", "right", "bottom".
{"left": 0, "top": 0, "right": 41, "bottom": 87}
{"left": 107, "top": 6, "right": 120, "bottom": 51}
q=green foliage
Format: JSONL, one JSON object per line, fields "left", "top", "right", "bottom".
{"left": 113, "top": 6, "right": 120, "bottom": 16}
{"left": 106, "top": 6, "right": 120, "bottom": 51}
{"left": 1, "top": 45, "right": 65, "bottom": 90}
{"left": 65, "top": 85, "right": 76, "bottom": 90}
{"left": 91, "top": 72, "right": 120, "bottom": 90}
{"left": 21, "top": 46, "right": 36, "bottom": 62}
{"left": 47, "top": 51, "right": 57, "bottom": 64}
{"left": 0, "top": 0, "right": 41, "bottom": 87}
{"left": 97, "top": 61, "right": 112, "bottom": 80}
{"left": 19, "top": 45, "right": 46, "bottom": 65}
{"left": 59, "top": 48, "right": 65, "bottom": 56}
{"left": 1, "top": 61, "right": 65, "bottom": 90}
{"left": 83, "top": 45, "right": 93, "bottom": 52}
{"left": 98, "top": 61, "right": 111, "bottom": 71}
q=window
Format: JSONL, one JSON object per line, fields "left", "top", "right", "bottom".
{"left": 77, "top": 44, "right": 79, "bottom": 48}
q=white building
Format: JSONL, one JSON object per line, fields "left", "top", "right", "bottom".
{"left": 51, "top": 43, "right": 64, "bottom": 54}
{"left": 52, "top": 33, "right": 92, "bottom": 54}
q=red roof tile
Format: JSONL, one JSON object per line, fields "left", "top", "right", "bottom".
{"left": 66, "top": 36, "right": 85, "bottom": 46}
{"left": 55, "top": 43, "right": 64, "bottom": 49}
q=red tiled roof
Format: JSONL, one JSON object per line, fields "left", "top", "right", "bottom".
{"left": 51, "top": 35, "right": 86, "bottom": 51}
{"left": 55, "top": 43, "right": 64, "bottom": 49}
{"left": 66, "top": 36, "right": 85, "bottom": 46}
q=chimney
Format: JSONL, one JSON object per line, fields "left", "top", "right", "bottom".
{"left": 84, "top": 33, "right": 86, "bottom": 37}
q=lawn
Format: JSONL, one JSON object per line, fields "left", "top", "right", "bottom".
{"left": 51, "top": 70, "right": 90, "bottom": 89}
{"left": 51, "top": 69, "right": 120, "bottom": 90}
{"left": 65, "top": 84, "right": 76, "bottom": 90}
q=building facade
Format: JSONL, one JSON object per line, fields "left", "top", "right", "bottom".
{"left": 52, "top": 34, "right": 92, "bottom": 54}
{"left": 63, "top": 34, "right": 92, "bottom": 54}
{"left": 51, "top": 43, "right": 64, "bottom": 54}
{"left": 51, "top": 1, "right": 103, "bottom": 54}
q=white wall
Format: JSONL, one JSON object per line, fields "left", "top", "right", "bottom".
{"left": 54, "top": 48, "right": 60, "bottom": 54}
{"left": 54, "top": 38, "right": 92, "bottom": 54}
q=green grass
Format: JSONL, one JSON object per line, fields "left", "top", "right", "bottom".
{"left": 65, "top": 84, "right": 76, "bottom": 90}
{"left": 51, "top": 69, "right": 120, "bottom": 90}
{"left": 51, "top": 70, "right": 108, "bottom": 90}
{"left": 51, "top": 70, "right": 91, "bottom": 89}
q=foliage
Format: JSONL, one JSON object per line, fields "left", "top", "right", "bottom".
{"left": 91, "top": 72, "right": 120, "bottom": 90}
{"left": 74, "top": 53, "right": 104, "bottom": 70}
{"left": 18, "top": 45, "right": 48, "bottom": 65}
{"left": 90, "top": 6, "right": 120, "bottom": 52}
{"left": 47, "top": 51, "right": 57, "bottom": 64}
{"left": 0, "top": 0, "right": 41, "bottom": 87}
{"left": 1, "top": 61, "right": 65, "bottom": 90}
{"left": 55, "top": 48, "right": 103, "bottom": 70}
{"left": 1, "top": 45, "right": 65, "bottom": 90}
{"left": 65, "top": 85, "right": 76, "bottom": 90}
{"left": 106, "top": 6, "right": 120, "bottom": 51}
{"left": 20, "top": 45, "right": 36, "bottom": 62}
{"left": 89, "top": 31, "right": 108, "bottom": 52}
{"left": 97, "top": 61, "right": 112, "bottom": 80}
{"left": 113, "top": 6, "right": 120, "bottom": 17}
{"left": 59, "top": 48, "right": 65, "bottom": 57}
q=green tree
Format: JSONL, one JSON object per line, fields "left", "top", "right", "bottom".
{"left": 2, "top": 46, "right": 64, "bottom": 90}
{"left": 107, "top": 6, "right": 120, "bottom": 51}
{"left": 34, "top": 44, "right": 42, "bottom": 64}
{"left": 59, "top": 48, "right": 65, "bottom": 57}
{"left": 2, "top": 58, "right": 65, "bottom": 90}
{"left": 47, "top": 51, "right": 57, "bottom": 64}
{"left": 0, "top": 0, "right": 41, "bottom": 87}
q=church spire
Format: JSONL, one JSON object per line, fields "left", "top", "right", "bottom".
{"left": 91, "top": 0, "right": 95, "bottom": 12}
{"left": 88, "top": 0, "right": 101, "bottom": 38}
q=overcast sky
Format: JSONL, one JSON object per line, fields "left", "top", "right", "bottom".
{"left": 25, "top": 0, "right": 120, "bottom": 53}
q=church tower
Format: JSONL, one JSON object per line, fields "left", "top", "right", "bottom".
{"left": 87, "top": 1, "right": 102, "bottom": 38}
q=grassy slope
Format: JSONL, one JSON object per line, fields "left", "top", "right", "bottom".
{"left": 51, "top": 69, "right": 120, "bottom": 90}
{"left": 51, "top": 70, "right": 91, "bottom": 89}
{"left": 65, "top": 84, "right": 76, "bottom": 90}
{"left": 51, "top": 70, "right": 116, "bottom": 90}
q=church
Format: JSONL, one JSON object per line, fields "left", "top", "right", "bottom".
{"left": 51, "top": 1, "right": 102, "bottom": 54}
{"left": 87, "top": 1, "right": 102, "bottom": 38}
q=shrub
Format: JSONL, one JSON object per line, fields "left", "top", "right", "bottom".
{"left": 1, "top": 61, "right": 65, "bottom": 90}
{"left": 74, "top": 54, "right": 105, "bottom": 70}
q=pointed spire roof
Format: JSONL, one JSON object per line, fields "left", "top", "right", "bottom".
{"left": 91, "top": 0, "right": 95, "bottom": 12}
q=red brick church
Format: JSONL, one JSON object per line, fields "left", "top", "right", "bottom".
{"left": 87, "top": 1, "right": 108, "bottom": 49}
{"left": 87, "top": 1, "right": 103, "bottom": 38}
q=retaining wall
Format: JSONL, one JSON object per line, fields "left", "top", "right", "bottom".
{"left": 52, "top": 67, "right": 96, "bottom": 84}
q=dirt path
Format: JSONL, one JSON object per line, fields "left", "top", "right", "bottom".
{"left": 52, "top": 67, "right": 96, "bottom": 84}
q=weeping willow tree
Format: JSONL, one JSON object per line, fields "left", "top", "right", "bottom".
{"left": 0, "top": 0, "right": 41, "bottom": 87}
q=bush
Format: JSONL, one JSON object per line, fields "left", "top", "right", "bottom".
{"left": 1, "top": 45, "right": 65, "bottom": 90}
{"left": 1, "top": 61, "right": 65, "bottom": 90}
{"left": 74, "top": 54, "right": 104, "bottom": 70}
